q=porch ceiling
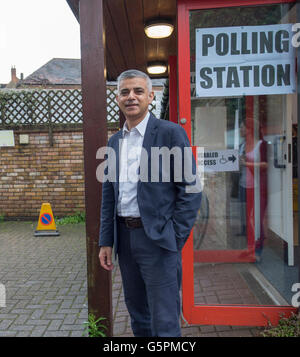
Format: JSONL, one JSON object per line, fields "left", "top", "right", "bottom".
{"left": 66, "top": 0, "right": 177, "bottom": 81}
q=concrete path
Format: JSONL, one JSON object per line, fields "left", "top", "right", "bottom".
{"left": 0, "top": 221, "right": 262, "bottom": 337}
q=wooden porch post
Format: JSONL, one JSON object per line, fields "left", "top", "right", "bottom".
{"left": 79, "top": 0, "right": 113, "bottom": 336}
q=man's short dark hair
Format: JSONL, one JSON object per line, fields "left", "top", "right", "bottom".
{"left": 117, "top": 69, "right": 152, "bottom": 92}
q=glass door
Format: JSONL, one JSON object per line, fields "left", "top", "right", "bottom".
{"left": 178, "top": 0, "right": 298, "bottom": 326}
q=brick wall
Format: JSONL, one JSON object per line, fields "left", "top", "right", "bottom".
{"left": 0, "top": 129, "right": 116, "bottom": 220}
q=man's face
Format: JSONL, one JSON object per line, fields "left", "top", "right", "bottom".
{"left": 116, "top": 77, "right": 154, "bottom": 122}
{"left": 240, "top": 123, "right": 246, "bottom": 137}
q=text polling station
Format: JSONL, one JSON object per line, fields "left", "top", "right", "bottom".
{"left": 195, "top": 24, "right": 296, "bottom": 97}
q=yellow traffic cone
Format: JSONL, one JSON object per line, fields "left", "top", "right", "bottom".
{"left": 34, "top": 203, "right": 60, "bottom": 236}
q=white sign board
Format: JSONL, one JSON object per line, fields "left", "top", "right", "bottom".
{"left": 0, "top": 130, "right": 15, "bottom": 147}
{"left": 197, "top": 149, "right": 239, "bottom": 172}
{"left": 196, "top": 24, "right": 296, "bottom": 97}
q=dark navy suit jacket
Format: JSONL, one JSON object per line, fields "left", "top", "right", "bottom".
{"left": 99, "top": 113, "right": 202, "bottom": 253}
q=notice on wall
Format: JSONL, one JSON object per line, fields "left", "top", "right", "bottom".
{"left": 197, "top": 149, "right": 239, "bottom": 172}
{"left": 195, "top": 24, "right": 296, "bottom": 97}
{"left": 0, "top": 130, "right": 15, "bottom": 147}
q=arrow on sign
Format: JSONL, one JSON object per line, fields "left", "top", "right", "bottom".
{"left": 228, "top": 155, "right": 236, "bottom": 163}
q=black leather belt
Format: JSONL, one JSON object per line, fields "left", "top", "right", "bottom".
{"left": 117, "top": 216, "right": 143, "bottom": 229}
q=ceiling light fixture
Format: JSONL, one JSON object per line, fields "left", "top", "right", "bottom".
{"left": 147, "top": 62, "right": 167, "bottom": 75}
{"left": 144, "top": 19, "right": 174, "bottom": 39}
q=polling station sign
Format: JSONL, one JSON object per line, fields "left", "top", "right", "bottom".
{"left": 195, "top": 24, "right": 296, "bottom": 97}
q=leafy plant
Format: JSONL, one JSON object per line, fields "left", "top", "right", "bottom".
{"left": 83, "top": 313, "right": 107, "bottom": 337}
{"left": 56, "top": 211, "right": 85, "bottom": 225}
{"left": 0, "top": 90, "right": 35, "bottom": 109}
{"left": 0, "top": 214, "right": 4, "bottom": 223}
{"left": 261, "top": 313, "right": 300, "bottom": 337}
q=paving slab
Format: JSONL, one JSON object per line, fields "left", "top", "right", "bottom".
{"left": 0, "top": 221, "right": 263, "bottom": 337}
{"left": 0, "top": 221, "right": 88, "bottom": 337}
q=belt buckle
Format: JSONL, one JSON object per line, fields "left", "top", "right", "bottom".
{"left": 126, "top": 217, "right": 141, "bottom": 229}
{"left": 125, "top": 217, "right": 134, "bottom": 229}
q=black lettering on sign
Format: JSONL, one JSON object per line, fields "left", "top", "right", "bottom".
{"left": 252, "top": 32, "right": 258, "bottom": 54}
{"left": 254, "top": 65, "right": 260, "bottom": 87}
{"left": 204, "top": 152, "right": 218, "bottom": 158}
{"left": 240, "top": 66, "right": 252, "bottom": 87}
{"left": 213, "top": 67, "right": 226, "bottom": 88}
{"left": 275, "top": 30, "right": 289, "bottom": 53}
{"left": 261, "top": 65, "right": 275, "bottom": 87}
{"left": 260, "top": 31, "right": 273, "bottom": 53}
{"left": 241, "top": 32, "right": 251, "bottom": 54}
{"left": 277, "top": 64, "right": 290, "bottom": 86}
{"left": 202, "top": 34, "right": 214, "bottom": 56}
{"left": 199, "top": 68, "right": 213, "bottom": 88}
{"left": 226, "top": 67, "right": 240, "bottom": 88}
{"left": 204, "top": 160, "right": 216, "bottom": 165}
{"left": 198, "top": 64, "right": 291, "bottom": 90}
{"left": 216, "top": 33, "right": 229, "bottom": 56}
{"left": 231, "top": 33, "right": 240, "bottom": 55}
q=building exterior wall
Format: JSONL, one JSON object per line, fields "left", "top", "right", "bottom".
{"left": 0, "top": 84, "right": 163, "bottom": 220}
{"left": 0, "top": 129, "right": 116, "bottom": 219}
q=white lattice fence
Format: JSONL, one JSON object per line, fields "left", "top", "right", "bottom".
{"left": 0, "top": 88, "right": 159, "bottom": 128}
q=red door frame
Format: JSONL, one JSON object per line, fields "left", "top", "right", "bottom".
{"left": 178, "top": 0, "right": 297, "bottom": 325}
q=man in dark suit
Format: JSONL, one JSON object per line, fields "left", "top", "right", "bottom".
{"left": 99, "top": 69, "right": 201, "bottom": 337}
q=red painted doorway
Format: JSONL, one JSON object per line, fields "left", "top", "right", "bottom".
{"left": 177, "top": 0, "right": 298, "bottom": 326}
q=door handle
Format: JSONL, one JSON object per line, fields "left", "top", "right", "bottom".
{"left": 274, "top": 135, "right": 286, "bottom": 169}
{"left": 288, "top": 143, "right": 292, "bottom": 163}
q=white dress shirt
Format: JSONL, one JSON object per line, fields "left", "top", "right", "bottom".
{"left": 117, "top": 112, "right": 150, "bottom": 217}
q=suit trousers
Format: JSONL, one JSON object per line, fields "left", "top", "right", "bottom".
{"left": 117, "top": 220, "right": 182, "bottom": 337}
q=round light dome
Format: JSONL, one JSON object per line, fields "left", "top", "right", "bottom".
{"left": 147, "top": 62, "right": 167, "bottom": 75}
{"left": 144, "top": 21, "right": 174, "bottom": 39}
